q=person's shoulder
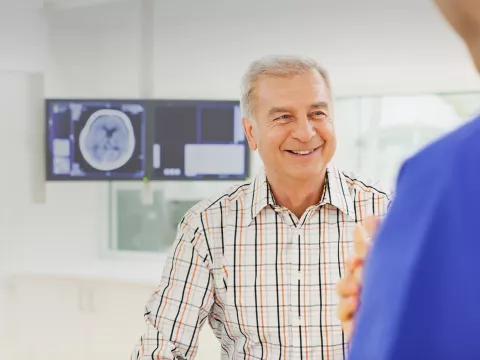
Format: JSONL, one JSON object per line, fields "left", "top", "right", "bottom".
{"left": 342, "top": 170, "right": 393, "bottom": 202}
{"left": 410, "top": 115, "right": 480, "bottom": 165}
{"left": 439, "top": 114, "right": 480, "bottom": 151}
{"left": 337, "top": 168, "right": 393, "bottom": 218}
{"left": 394, "top": 115, "right": 480, "bottom": 217}
{"left": 182, "top": 179, "right": 253, "bottom": 223}
{"left": 401, "top": 115, "right": 480, "bottom": 183}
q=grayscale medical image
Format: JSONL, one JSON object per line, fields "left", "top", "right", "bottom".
{"left": 47, "top": 100, "right": 146, "bottom": 180}
{"left": 79, "top": 109, "right": 136, "bottom": 171}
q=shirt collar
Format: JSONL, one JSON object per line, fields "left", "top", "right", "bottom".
{"left": 320, "top": 163, "right": 355, "bottom": 218}
{"left": 246, "top": 168, "right": 274, "bottom": 224}
{"left": 246, "top": 163, "right": 354, "bottom": 224}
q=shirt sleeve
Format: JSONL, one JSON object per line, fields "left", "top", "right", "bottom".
{"left": 348, "top": 141, "right": 480, "bottom": 360}
{"left": 131, "top": 216, "right": 215, "bottom": 360}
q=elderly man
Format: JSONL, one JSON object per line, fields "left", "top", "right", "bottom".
{"left": 132, "top": 56, "right": 390, "bottom": 360}
{"left": 337, "top": 0, "right": 480, "bottom": 359}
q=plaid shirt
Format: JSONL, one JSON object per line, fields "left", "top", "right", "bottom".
{"left": 132, "top": 163, "right": 391, "bottom": 360}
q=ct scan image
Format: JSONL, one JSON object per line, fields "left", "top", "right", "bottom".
{"left": 79, "top": 109, "right": 136, "bottom": 172}
{"left": 46, "top": 100, "right": 146, "bottom": 180}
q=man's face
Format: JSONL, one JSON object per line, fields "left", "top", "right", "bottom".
{"left": 243, "top": 70, "right": 336, "bottom": 182}
{"left": 434, "top": 0, "right": 480, "bottom": 71}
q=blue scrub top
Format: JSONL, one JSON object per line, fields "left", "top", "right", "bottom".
{"left": 348, "top": 116, "right": 480, "bottom": 360}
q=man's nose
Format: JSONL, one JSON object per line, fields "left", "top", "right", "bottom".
{"left": 292, "top": 117, "right": 316, "bottom": 143}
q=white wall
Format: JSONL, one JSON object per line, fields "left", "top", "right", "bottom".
{"left": 0, "top": 3, "right": 47, "bottom": 356}
{"left": 2, "top": 0, "right": 480, "bottom": 359}
{"left": 45, "top": 0, "right": 141, "bottom": 98}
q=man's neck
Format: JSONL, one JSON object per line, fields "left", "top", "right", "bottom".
{"left": 265, "top": 168, "right": 327, "bottom": 219}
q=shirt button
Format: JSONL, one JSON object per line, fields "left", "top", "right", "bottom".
{"left": 290, "top": 233, "right": 297, "bottom": 244}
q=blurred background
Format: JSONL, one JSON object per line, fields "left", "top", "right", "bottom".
{"left": 1, "top": 0, "right": 480, "bottom": 359}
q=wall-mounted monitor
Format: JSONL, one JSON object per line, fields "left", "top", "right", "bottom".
{"left": 46, "top": 99, "right": 146, "bottom": 180}
{"left": 150, "top": 100, "right": 249, "bottom": 180}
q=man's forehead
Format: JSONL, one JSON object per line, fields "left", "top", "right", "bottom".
{"left": 257, "top": 71, "right": 328, "bottom": 89}
{"left": 256, "top": 74, "right": 330, "bottom": 101}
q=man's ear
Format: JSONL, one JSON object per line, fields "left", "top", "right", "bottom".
{"left": 242, "top": 117, "right": 257, "bottom": 151}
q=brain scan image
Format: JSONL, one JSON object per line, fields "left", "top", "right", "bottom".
{"left": 79, "top": 109, "right": 136, "bottom": 171}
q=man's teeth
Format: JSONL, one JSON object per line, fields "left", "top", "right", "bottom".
{"left": 291, "top": 150, "right": 313, "bottom": 155}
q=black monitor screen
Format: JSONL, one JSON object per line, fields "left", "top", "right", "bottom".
{"left": 151, "top": 100, "right": 248, "bottom": 180}
{"left": 46, "top": 100, "right": 146, "bottom": 180}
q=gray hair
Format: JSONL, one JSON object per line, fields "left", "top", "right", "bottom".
{"left": 240, "top": 55, "right": 331, "bottom": 120}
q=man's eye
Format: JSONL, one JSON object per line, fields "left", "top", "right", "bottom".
{"left": 275, "top": 114, "right": 292, "bottom": 121}
{"left": 311, "top": 111, "right": 327, "bottom": 118}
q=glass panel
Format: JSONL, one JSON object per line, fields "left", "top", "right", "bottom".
{"left": 108, "top": 180, "right": 243, "bottom": 254}
{"left": 115, "top": 189, "right": 169, "bottom": 253}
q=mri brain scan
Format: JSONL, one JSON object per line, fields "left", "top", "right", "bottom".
{"left": 79, "top": 109, "right": 136, "bottom": 171}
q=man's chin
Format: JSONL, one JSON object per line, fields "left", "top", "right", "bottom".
{"left": 286, "top": 163, "right": 327, "bottom": 181}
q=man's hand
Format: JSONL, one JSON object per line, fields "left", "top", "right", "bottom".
{"left": 336, "top": 216, "right": 380, "bottom": 340}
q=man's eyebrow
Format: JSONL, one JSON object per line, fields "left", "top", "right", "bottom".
{"left": 310, "top": 101, "right": 329, "bottom": 109}
{"left": 267, "top": 102, "right": 329, "bottom": 116}
{"left": 267, "top": 107, "right": 290, "bottom": 116}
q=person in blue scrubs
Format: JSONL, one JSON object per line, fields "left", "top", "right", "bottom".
{"left": 349, "top": 114, "right": 480, "bottom": 360}
{"left": 338, "top": 0, "right": 480, "bottom": 359}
